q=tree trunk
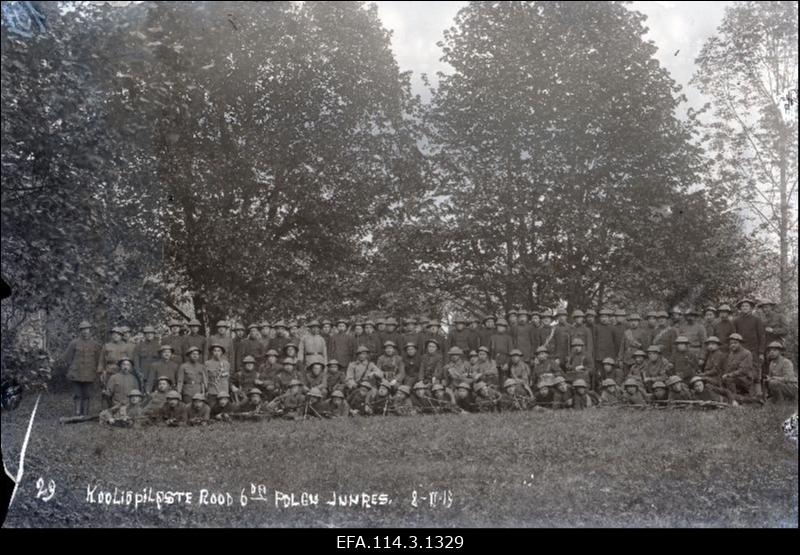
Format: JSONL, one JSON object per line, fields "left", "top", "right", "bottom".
{"left": 778, "top": 123, "right": 789, "bottom": 307}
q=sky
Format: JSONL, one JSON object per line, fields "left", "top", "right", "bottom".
{"left": 372, "top": 0, "right": 732, "bottom": 112}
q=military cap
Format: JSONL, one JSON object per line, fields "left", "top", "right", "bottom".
{"left": 503, "top": 378, "right": 518, "bottom": 388}
{"left": 403, "top": 342, "right": 418, "bottom": 352}
{"left": 337, "top": 317, "right": 351, "bottom": 325}
{"left": 188, "top": 318, "right": 201, "bottom": 326}
{"left": 262, "top": 380, "right": 276, "bottom": 390}
{"left": 456, "top": 382, "right": 471, "bottom": 390}
{"left": 159, "top": 344, "right": 174, "bottom": 353}
{"left": 675, "top": 336, "right": 689, "bottom": 344}
{"left": 386, "top": 317, "right": 399, "bottom": 326}
{"left": 598, "top": 308, "right": 614, "bottom": 316}
{"left": 736, "top": 298, "right": 755, "bottom": 308}
{"left": 685, "top": 308, "right": 700, "bottom": 316}
{"left": 665, "top": 375, "right": 682, "bottom": 387}
{"left": 757, "top": 300, "right": 777, "bottom": 308}
{"left": 656, "top": 311, "right": 669, "bottom": 318}
{"left": 273, "top": 320, "right": 288, "bottom": 329}
{"left": 119, "top": 326, "right": 131, "bottom": 333}
{"left": 473, "top": 381, "right": 488, "bottom": 391}
{"left": 216, "top": 320, "right": 230, "bottom": 328}
{"left": 627, "top": 313, "right": 641, "bottom": 321}
{"left": 535, "top": 346, "right": 549, "bottom": 354}
{"left": 383, "top": 340, "right": 397, "bottom": 349}
{"left": 571, "top": 310, "right": 585, "bottom": 318}
{"left": 424, "top": 339, "right": 440, "bottom": 349}
{"left": 552, "top": 376, "right": 566, "bottom": 386}
{"left": 510, "top": 349, "right": 524, "bottom": 356}
{"left": 572, "top": 379, "right": 588, "bottom": 388}
{"left": 321, "top": 319, "right": 333, "bottom": 326}
{"left": 403, "top": 317, "right": 417, "bottom": 325}
{"left": 645, "top": 345, "right": 661, "bottom": 353}
{"left": 539, "top": 309, "right": 553, "bottom": 318}
{"left": 570, "top": 338, "right": 585, "bottom": 347}
{"left": 246, "top": 323, "right": 259, "bottom": 330}
{"left": 166, "top": 390, "right": 181, "bottom": 400}
{"left": 354, "top": 320, "right": 366, "bottom": 328}
{"left": 431, "top": 383, "right": 445, "bottom": 392}
{"left": 356, "top": 345, "right": 371, "bottom": 354}
{"left": 468, "top": 350, "right": 478, "bottom": 358}
{"left": 643, "top": 311, "right": 657, "bottom": 319}
{"left": 359, "top": 380, "right": 372, "bottom": 389}
{"left": 669, "top": 307, "right": 682, "bottom": 315}
{"left": 308, "top": 387, "right": 323, "bottom": 398}
{"left": 248, "top": 388, "right": 263, "bottom": 396}
{"left": 287, "top": 321, "right": 299, "bottom": 328}
{"left": 364, "top": 320, "right": 376, "bottom": 327}
{"left": 651, "top": 381, "right": 666, "bottom": 390}
{"left": 191, "top": 393, "right": 206, "bottom": 402}
{"left": 717, "top": 304, "right": 732, "bottom": 312}
{"left": 168, "top": 319, "right": 182, "bottom": 327}
{"left": 142, "top": 325, "right": 157, "bottom": 334}
{"left": 331, "top": 390, "right": 345, "bottom": 399}
{"left": 623, "top": 378, "right": 640, "bottom": 388}
{"left": 217, "top": 392, "right": 230, "bottom": 399}
{"left": 260, "top": 321, "right": 272, "bottom": 329}
{"left": 614, "top": 309, "right": 627, "bottom": 317}
{"left": 427, "top": 319, "right": 440, "bottom": 327}
{"left": 157, "top": 375, "right": 172, "bottom": 384}
{"left": 496, "top": 318, "right": 509, "bottom": 327}
{"left": 704, "top": 306, "right": 717, "bottom": 314}
{"left": 447, "top": 346, "right": 464, "bottom": 356}
{"left": 327, "top": 359, "right": 340, "bottom": 367}
{"left": 282, "top": 357, "right": 295, "bottom": 365}
{"left": 413, "top": 381, "right": 428, "bottom": 390}
{"left": 728, "top": 333, "right": 744, "bottom": 342}
{"left": 601, "top": 378, "right": 616, "bottom": 389}
{"left": 602, "top": 357, "right": 615, "bottom": 366}
{"left": 375, "top": 317, "right": 386, "bottom": 326}
{"left": 530, "top": 309, "right": 541, "bottom": 316}
{"left": 469, "top": 316, "right": 480, "bottom": 324}
{"left": 537, "top": 376, "right": 554, "bottom": 388}
{"left": 242, "top": 355, "right": 257, "bottom": 364}
{"left": 284, "top": 342, "right": 298, "bottom": 350}
{"left": 306, "top": 357, "right": 325, "bottom": 370}
{"left": 478, "top": 345, "right": 490, "bottom": 353}
{"left": 689, "top": 376, "right": 704, "bottom": 386}
{"left": 767, "top": 341, "right": 785, "bottom": 350}
{"left": 128, "top": 389, "right": 144, "bottom": 398}
{"left": 483, "top": 315, "right": 497, "bottom": 323}
{"left": 307, "top": 320, "right": 321, "bottom": 328}
{"left": 208, "top": 342, "right": 226, "bottom": 353}
{"left": 633, "top": 350, "right": 647, "bottom": 358}
{"left": 110, "top": 326, "right": 124, "bottom": 334}
{"left": 506, "top": 308, "right": 518, "bottom": 316}
{"left": 77, "top": 320, "right": 92, "bottom": 330}
{"left": 453, "top": 315, "right": 467, "bottom": 323}
{"left": 555, "top": 308, "right": 568, "bottom": 316}
{"left": 397, "top": 385, "right": 412, "bottom": 395}
{"left": 704, "top": 336, "right": 721, "bottom": 344}
{"left": 585, "top": 309, "right": 597, "bottom": 316}
{"left": 265, "top": 349, "right": 279, "bottom": 357}
{"left": 288, "top": 379, "right": 303, "bottom": 387}
{"left": 117, "top": 355, "right": 134, "bottom": 365}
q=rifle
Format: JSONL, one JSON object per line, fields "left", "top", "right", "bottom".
{"left": 59, "top": 414, "right": 99, "bottom": 424}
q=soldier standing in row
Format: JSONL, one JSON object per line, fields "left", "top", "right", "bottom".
{"left": 330, "top": 318, "right": 356, "bottom": 370}
{"left": 177, "top": 346, "right": 207, "bottom": 404}
{"left": 163, "top": 319, "right": 185, "bottom": 361}
{"left": 679, "top": 309, "right": 707, "bottom": 361}
{"left": 63, "top": 320, "right": 102, "bottom": 416}
{"left": 513, "top": 310, "right": 536, "bottom": 364}
{"left": 149, "top": 345, "right": 179, "bottom": 392}
{"left": 713, "top": 304, "right": 735, "bottom": 352}
{"left": 98, "top": 327, "right": 135, "bottom": 408}
{"left": 703, "top": 307, "right": 718, "bottom": 339}
{"left": 182, "top": 319, "right": 206, "bottom": 363}
{"left": 593, "top": 309, "right": 617, "bottom": 390}
{"left": 134, "top": 325, "right": 161, "bottom": 392}
{"left": 208, "top": 321, "right": 235, "bottom": 365}
{"left": 569, "top": 310, "right": 594, "bottom": 362}
{"left": 722, "top": 333, "right": 756, "bottom": 401}
{"left": 671, "top": 336, "right": 700, "bottom": 382}
{"left": 205, "top": 343, "right": 231, "bottom": 408}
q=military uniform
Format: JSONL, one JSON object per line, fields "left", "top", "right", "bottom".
{"left": 618, "top": 325, "right": 651, "bottom": 369}
{"left": 508, "top": 359, "right": 532, "bottom": 388}
{"left": 328, "top": 332, "right": 355, "bottom": 369}
{"left": 362, "top": 332, "right": 384, "bottom": 362}
{"left": 531, "top": 357, "right": 560, "bottom": 385}
{"left": 766, "top": 354, "right": 798, "bottom": 402}
{"left": 441, "top": 358, "right": 470, "bottom": 389}
{"left": 187, "top": 396, "right": 211, "bottom": 425}
{"left": 346, "top": 358, "right": 382, "bottom": 388}
{"left": 565, "top": 349, "right": 592, "bottom": 384}
{"left": 472, "top": 384, "right": 501, "bottom": 413}
{"left": 207, "top": 333, "right": 235, "bottom": 364}
{"left": 473, "top": 356, "right": 499, "bottom": 387}
{"left": 376, "top": 351, "right": 406, "bottom": 384}
{"left": 148, "top": 355, "right": 180, "bottom": 395}
{"left": 570, "top": 388, "right": 595, "bottom": 410}
{"left": 347, "top": 385, "right": 375, "bottom": 416}
{"left": 670, "top": 350, "right": 700, "bottom": 381}
{"left": 63, "top": 331, "right": 102, "bottom": 414}
{"left": 569, "top": 324, "right": 595, "bottom": 362}
{"left": 177, "top": 359, "right": 207, "bottom": 403}
{"left": 205, "top": 357, "right": 231, "bottom": 403}
{"left": 641, "top": 357, "right": 672, "bottom": 391}
{"left": 402, "top": 351, "right": 423, "bottom": 386}
{"left": 182, "top": 333, "right": 207, "bottom": 363}
{"left": 650, "top": 324, "right": 677, "bottom": 360}
{"left": 733, "top": 311, "right": 765, "bottom": 361}
{"left": 238, "top": 337, "right": 266, "bottom": 370}
{"left": 98, "top": 340, "right": 135, "bottom": 375}
{"left": 158, "top": 399, "right": 188, "bottom": 426}
{"left": 678, "top": 321, "right": 707, "bottom": 359}
{"left": 490, "top": 328, "right": 514, "bottom": 372}
{"left": 133, "top": 337, "right": 161, "bottom": 390}
{"left": 512, "top": 323, "right": 537, "bottom": 362}
{"left": 447, "top": 325, "right": 473, "bottom": 354}
{"left": 699, "top": 348, "right": 726, "bottom": 387}
{"left": 105, "top": 370, "right": 139, "bottom": 407}
{"left": 552, "top": 323, "right": 571, "bottom": 368}
{"left": 713, "top": 318, "right": 736, "bottom": 353}
{"left": 593, "top": 322, "right": 618, "bottom": 364}
{"left": 723, "top": 347, "right": 755, "bottom": 395}
{"left": 266, "top": 388, "right": 307, "bottom": 418}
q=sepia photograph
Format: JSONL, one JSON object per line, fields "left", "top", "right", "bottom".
{"left": 1, "top": 0, "right": 797, "bottom": 531}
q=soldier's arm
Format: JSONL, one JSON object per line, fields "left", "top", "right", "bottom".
{"left": 176, "top": 365, "right": 185, "bottom": 394}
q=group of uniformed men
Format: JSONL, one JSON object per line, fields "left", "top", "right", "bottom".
{"left": 60, "top": 298, "right": 796, "bottom": 426}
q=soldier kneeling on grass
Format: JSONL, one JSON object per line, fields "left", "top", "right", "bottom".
{"left": 666, "top": 375, "right": 692, "bottom": 401}
{"left": 650, "top": 381, "right": 669, "bottom": 405}
{"left": 211, "top": 392, "right": 236, "bottom": 421}
{"left": 324, "top": 389, "right": 351, "bottom": 417}
{"left": 100, "top": 389, "right": 149, "bottom": 428}
{"left": 500, "top": 378, "right": 532, "bottom": 411}
{"left": 473, "top": 380, "right": 500, "bottom": 413}
{"left": 266, "top": 379, "right": 306, "bottom": 419}
{"left": 568, "top": 379, "right": 596, "bottom": 409}
{"left": 622, "top": 378, "right": 648, "bottom": 406}
{"left": 159, "top": 390, "right": 188, "bottom": 426}
{"left": 551, "top": 376, "right": 572, "bottom": 409}
{"left": 765, "top": 341, "right": 798, "bottom": 404}
{"left": 689, "top": 376, "right": 725, "bottom": 404}
{"left": 187, "top": 393, "right": 211, "bottom": 425}
{"left": 347, "top": 380, "right": 375, "bottom": 416}
{"left": 600, "top": 378, "right": 624, "bottom": 406}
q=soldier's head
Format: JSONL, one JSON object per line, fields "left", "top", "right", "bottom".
{"left": 475, "top": 382, "right": 491, "bottom": 398}
{"left": 717, "top": 305, "right": 731, "bottom": 320}
{"left": 469, "top": 317, "right": 480, "bottom": 330}
{"left": 572, "top": 311, "right": 585, "bottom": 326}
{"left": 535, "top": 347, "right": 548, "bottom": 361}
{"left": 767, "top": 342, "right": 784, "bottom": 360}
{"left": 260, "top": 323, "right": 271, "bottom": 337}
{"left": 556, "top": 311, "right": 568, "bottom": 325}
{"left": 289, "top": 323, "right": 299, "bottom": 336}
{"left": 413, "top": 382, "right": 427, "bottom": 398}
{"left": 377, "top": 318, "right": 387, "bottom": 332}
{"left": 358, "top": 381, "right": 372, "bottom": 394}
{"left": 157, "top": 377, "right": 171, "bottom": 392}
{"left": 541, "top": 314, "right": 552, "bottom": 327}
{"left": 614, "top": 311, "right": 626, "bottom": 326}
{"left": 602, "top": 359, "right": 614, "bottom": 372}
{"left": 646, "top": 313, "right": 657, "bottom": 328}
{"left": 468, "top": 351, "right": 478, "bottom": 364}
{"left": 119, "top": 358, "right": 133, "bottom": 373}
{"left": 308, "top": 322, "right": 321, "bottom": 335}
{"left": 209, "top": 345, "right": 224, "bottom": 360}
{"left": 511, "top": 350, "right": 523, "bottom": 364}
{"left": 760, "top": 301, "right": 776, "bottom": 315}
{"left": 397, "top": 385, "right": 411, "bottom": 399}
{"left": 573, "top": 380, "right": 588, "bottom": 395}
{"left": 538, "top": 383, "right": 550, "bottom": 396}
{"left": 737, "top": 300, "right": 752, "bottom": 315}
{"left": 656, "top": 313, "right": 668, "bottom": 326}
{"left": 652, "top": 384, "right": 667, "bottom": 399}
{"left": 248, "top": 390, "right": 263, "bottom": 404}
{"left": 508, "top": 312, "right": 519, "bottom": 325}
{"left": 403, "top": 319, "right": 414, "bottom": 332}
{"left": 728, "top": 334, "right": 742, "bottom": 352}
{"left": 478, "top": 347, "right": 489, "bottom": 361}
{"left": 427, "top": 321, "right": 440, "bottom": 334}
{"left": 496, "top": 321, "right": 508, "bottom": 333}
{"left": 356, "top": 347, "right": 370, "bottom": 361}
{"left": 143, "top": 327, "right": 156, "bottom": 341}
{"left": 309, "top": 362, "right": 324, "bottom": 377}
{"left": 455, "top": 318, "right": 466, "bottom": 330}
{"left": 283, "top": 358, "right": 295, "bottom": 372}
{"left": 517, "top": 311, "right": 528, "bottom": 324}
{"left": 192, "top": 394, "right": 206, "bottom": 409}
{"left": 110, "top": 328, "right": 123, "bottom": 343}
{"left": 628, "top": 314, "right": 641, "bottom": 328}
{"left": 456, "top": 384, "right": 470, "bottom": 399}
{"left": 120, "top": 326, "right": 131, "bottom": 341}
{"left": 243, "top": 356, "right": 256, "bottom": 372}
{"left": 327, "top": 360, "right": 341, "bottom": 374}
{"left": 405, "top": 344, "right": 418, "bottom": 358}
{"left": 690, "top": 377, "right": 705, "bottom": 393}
{"left": 603, "top": 381, "right": 618, "bottom": 395}
{"left": 289, "top": 380, "right": 303, "bottom": 394}
{"left": 668, "top": 377, "right": 683, "bottom": 393}
{"left": 384, "top": 342, "right": 396, "bottom": 356}
{"left": 448, "top": 347, "right": 463, "bottom": 362}
{"left": 354, "top": 323, "right": 364, "bottom": 335}
{"left": 571, "top": 339, "right": 584, "bottom": 353}
{"left": 79, "top": 322, "right": 93, "bottom": 339}
{"left": 385, "top": 319, "right": 397, "bottom": 332}
{"left": 275, "top": 323, "right": 288, "bottom": 337}
{"left": 483, "top": 317, "right": 495, "bottom": 329}
{"left": 307, "top": 387, "right": 323, "bottom": 401}
{"left": 285, "top": 344, "right": 298, "bottom": 357}
{"left": 169, "top": 322, "right": 181, "bottom": 335}
{"left": 670, "top": 308, "right": 683, "bottom": 324}
{"left": 646, "top": 346, "right": 661, "bottom": 361}
{"left": 599, "top": 312, "right": 611, "bottom": 325}
{"left": 323, "top": 322, "right": 333, "bottom": 335}
{"left": 531, "top": 313, "right": 541, "bottom": 326}
{"left": 426, "top": 340, "right": 439, "bottom": 354}
{"left": 675, "top": 337, "right": 689, "bottom": 352}
{"left": 685, "top": 311, "right": 697, "bottom": 324}
{"left": 166, "top": 391, "right": 181, "bottom": 407}
{"left": 704, "top": 308, "right": 716, "bottom": 322}
{"left": 266, "top": 350, "right": 279, "bottom": 364}
{"left": 378, "top": 382, "right": 390, "bottom": 397}
{"left": 503, "top": 379, "right": 517, "bottom": 394}
{"left": 246, "top": 325, "right": 259, "bottom": 340}
{"left": 218, "top": 393, "right": 230, "bottom": 407}
{"left": 331, "top": 390, "right": 345, "bottom": 406}
{"left": 554, "top": 377, "right": 568, "bottom": 393}
{"left": 705, "top": 338, "right": 720, "bottom": 353}
{"left": 128, "top": 390, "right": 143, "bottom": 406}
{"left": 624, "top": 383, "right": 639, "bottom": 395}
{"left": 333, "top": 321, "right": 344, "bottom": 333}
{"left": 216, "top": 322, "right": 230, "bottom": 335}
{"left": 432, "top": 384, "right": 445, "bottom": 399}
{"left": 365, "top": 322, "right": 375, "bottom": 334}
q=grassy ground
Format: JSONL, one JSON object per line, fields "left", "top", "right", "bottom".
{"left": 1, "top": 392, "right": 797, "bottom": 527}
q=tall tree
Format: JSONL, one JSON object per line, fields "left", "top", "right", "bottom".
{"left": 692, "top": 1, "right": 798, "bottom": 306}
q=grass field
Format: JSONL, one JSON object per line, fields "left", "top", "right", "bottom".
{"left": 1, "top": 392, "right": 797, "bottom": 527}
